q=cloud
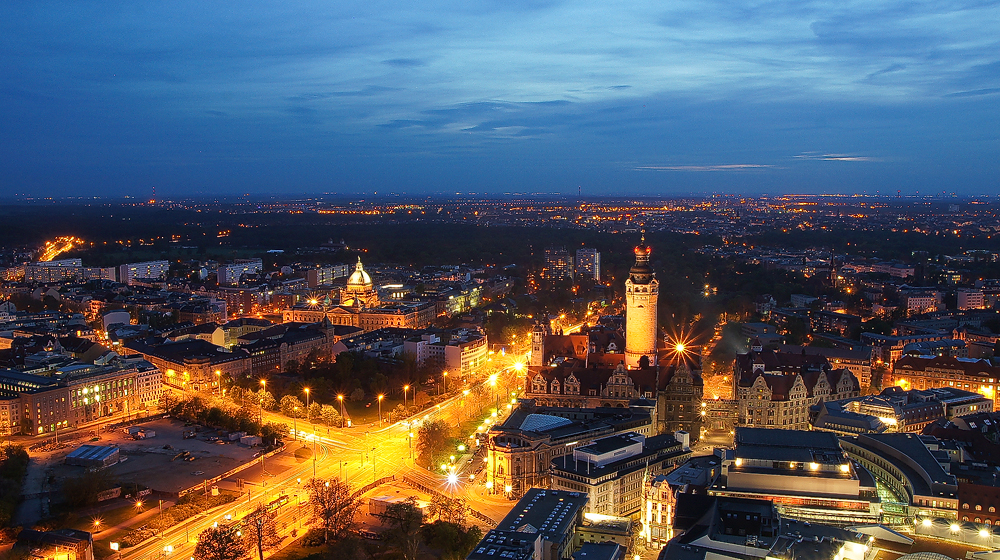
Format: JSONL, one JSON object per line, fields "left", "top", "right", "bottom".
{"left": 866, "top": 63, "right": 907, "bottom": 80}
{"left": 636, "top": 164, "right": 773, "bottom": 172}
{"left": 794, "top": 153, "right": 879, "bottom": 162}
{"left": 383, "top": 58, "right": 426, "bottom": 67}
{"left": 1, "top": 0, "right": 999, "bottom": 195}
{"left": 945, "top": 87, "right": 1000, "bottom": 97}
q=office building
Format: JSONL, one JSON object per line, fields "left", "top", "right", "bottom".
{"left": 890, "top": 355, "right": 1000, "bottom": 397}
{"left": 575, "top": 248, "right": 600, "bottom": 281}
{"left": 658, "top": 495, "right": 875, "bottom": 560}
{"left": 218, "top": 258, "right": 263, "bottom": 285}
{"left": 467, "top": 489, "right": 588, "bottom": 560}
{"left": 840, "top": 433, "right": 959, "bottom": 522}
{"left": 543, "top": 246, "right": 574, "bottom": 280}
{"left": 0, "top": 356, "right": 161, "bottom": 436}
{"left": 550, "top": 432, "right": 690, "bottom": 517}
{"left": 958, "top": 288, "right": 986, "bottom": 310}
{"left": 118, "top": 260, "right": 170, "bottom": 285}
{"left": 484, "top": 401, "right": 653, "bottom": 499}
{"left": 709, "top": 428, "right": 881, "bottom": 526}
{"left": 812, "top": 386, "right": 992, "bottom": 435}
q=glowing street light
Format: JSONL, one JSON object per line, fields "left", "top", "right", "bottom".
{"left": 337, "top": 394, "right": 345, "bottom": 424}
{"left": 378, "top": 394, "right": 385, "bottom": 427}
{"left": 403, "top": 384, "right": 410, "bottom": 409}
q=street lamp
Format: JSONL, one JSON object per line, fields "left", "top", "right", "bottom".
{"left": 442, "top": 371, "right": 448, "bottom": 395}
{"left": 338, "top": 394, "right": 345, "bottom": 426}
{"left": 259, "top": 379, "right": 267, "bottom": 421}
{"left": 304, "top": 387, "right": 310, "bottom": 421}
{"left": 403, "top": 385, "right": 409, "bottom": 409}
{"left": 215, "top": 370, "right": 221, "bottom": 395}
{"left": 378, "top": 394, "right": 384, "bottom": 427}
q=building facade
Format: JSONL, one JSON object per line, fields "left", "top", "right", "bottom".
{"left": 575, "top": 248, "right": 601, "bottom": 281}
{"left": 624, "top": 242, "right": 657, "bottom": 369}
{"left": 549, "top": 432, "right": 690, "bottom": 517}
{"left": 484, "top": 402, "right": 653, "bottom": 499}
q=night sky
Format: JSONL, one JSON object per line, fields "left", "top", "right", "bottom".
{"left": 2, "top": 1, "right": 999, "bottom": 197}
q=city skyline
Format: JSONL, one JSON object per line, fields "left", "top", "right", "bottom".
{"left": 2, "top": 1, "right": 999, "bottom": 197}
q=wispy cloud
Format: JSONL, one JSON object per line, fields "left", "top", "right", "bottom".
{"left": 636, "top": 164, "right": 773, "bottom": 171}
{"left": 794, "top": 153, "right": 879, "bottom": 162}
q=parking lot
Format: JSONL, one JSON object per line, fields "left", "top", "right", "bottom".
{"left": 80, "top": 418, "right": 264, "bottom": 494}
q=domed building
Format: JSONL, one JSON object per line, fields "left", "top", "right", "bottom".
{"left": 341, "top": 257, "right": 379, "bottom": 308}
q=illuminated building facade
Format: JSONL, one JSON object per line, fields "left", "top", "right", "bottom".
{"left": 542, "top": 246, "right": 574, "bottom": 280}
{"left": 549, "top": 432, "right": 690, "bottom": 517}
{"left": 0, "top": 357, "right": 160, "bottom": 436}
{"left": 624, "top": 241, "right": 657, "bottom": 369}
{"left": 711, "top": 428, "right": 882, "bottom": 526}
{"left": 484, "top": 401, "right": 652, "bottom": 499}
{"left": 575, "top": 248, "right": 600, "bottom": 281}
{"left": 889, "top": 355, "right": 1000, "bottom": 400}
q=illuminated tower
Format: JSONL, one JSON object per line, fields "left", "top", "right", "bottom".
{"left": 625, "top": 239, "right": 658, "bottom": 368}
{"left": 529, "top": 322, "right": 548, "bottom": 367}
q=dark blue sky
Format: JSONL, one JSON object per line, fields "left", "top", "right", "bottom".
{"left": 2, "top": 1, "right": 999, "bottom": 197}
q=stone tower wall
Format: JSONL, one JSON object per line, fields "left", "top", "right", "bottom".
{"left": 625, "top": 277, "right": 658, "bottom": 368}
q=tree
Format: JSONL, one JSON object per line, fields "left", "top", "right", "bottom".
{"left": 428, "top": 494, "right": 466, "bottom": 526}
{"left": 194, "top": 525, "right": 247, "bottom": 560}
{"left": 243, "top": 504, "right": 280, "bottom": 560}
{"left": 308, "top": 401, "right": 322, "bottom": 421}
{"left": 307, "top": 478, "right": 361, "bottom": 543}
{"left": 375, "top": 497, "right": 423, "bottom": 560}
{"left": 257, "top": 389, "right": 277, "bottom": 411}
{"left": 416, "top": 420, "right": 450, "bottom": 467}
{"left": 320, "top": 404, "right": 342, "bottom": 427}
{"left": 279, "top": 395, "right": 305, "bottom": 417}
{"left": 422, "top": 521, "right": 483, "bottom": 560}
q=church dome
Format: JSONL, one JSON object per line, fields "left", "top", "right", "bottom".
{"left": 347, "top": 258, "right": 372, "bottom": 287}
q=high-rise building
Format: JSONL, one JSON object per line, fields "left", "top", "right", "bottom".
{"left": 218, "top": 258, "right": 263, "bottom": 285}
{"left": 575, "top": 248, "right": 600, "bottom": 281}
{"left": 625, "top": 241, "right": 657, "bottom": 368}
{"left": 118, "top": 260, "right": 169, "bottom": 285}
{"left": 542, "top": 247, "right": 573, "bottom": 280}
{"left": 957, "top": 288, "right": 985, "bottom": 310}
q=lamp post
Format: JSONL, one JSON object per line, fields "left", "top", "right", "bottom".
{"left": 377, "top": 394, "right": 384, "bottom": 427}
{"left": 403, "top": 385, "right": 409, "bottom": 409}
{"left": 337, "top": 394, "right": 345, "bottom": 427}
{"left": 259, "top": 379, "right": 266, "bottom": 422}
{"left": 215, "top": 370, "right": 221, "bottom": 396}
{"left": 443, "top": 371, "right": 448, "bottom": 394}
{"left": 304, "top": 387, "right": 311, "bottom": 423}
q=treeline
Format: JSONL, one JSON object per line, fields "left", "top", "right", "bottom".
{"left": 0, "top": 445, "right": 29, "bottom": 528}
{"left": 166, "top": 396, "right": 286, "bottom": 443}
{"left": 232, "top": 349, "right": 438, "bottom": 407}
